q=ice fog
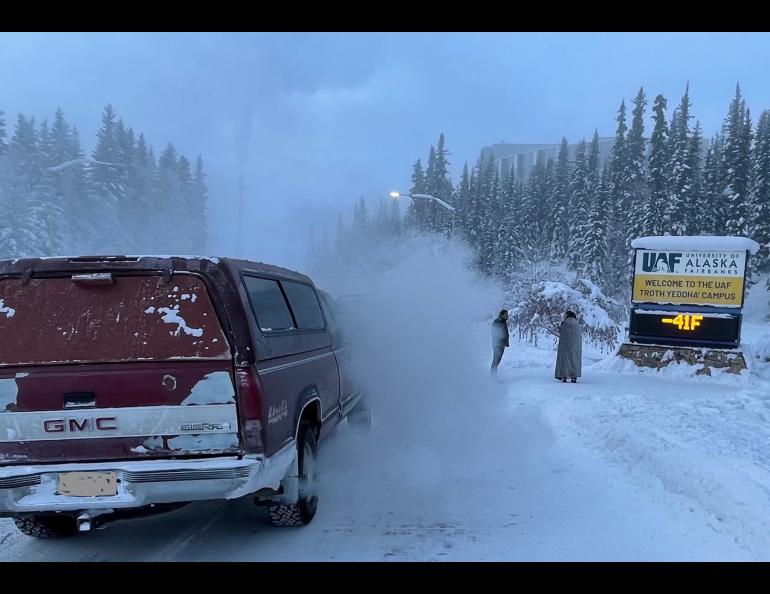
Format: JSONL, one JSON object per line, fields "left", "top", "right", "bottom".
{"left": 314, "top": 235, "right": 554, "bottom": 518}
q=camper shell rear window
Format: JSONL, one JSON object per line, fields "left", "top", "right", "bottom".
{"left": 0, "top": 273, "right": 230, "bottom": 366}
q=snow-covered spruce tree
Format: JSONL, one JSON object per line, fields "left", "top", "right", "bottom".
{"left": 520, "top": 153, "right": 551, "bottom": 263}
{"left": 667, "top": 84, "right": 695, "bottom": 236}
{"left": 177, "top": 155, "right": 196, "bottom": 253}
{"left": 453, "top": 162, "right": 471, "bottom": 239}
{"left": 372, "top": 197, "right": 390, "bottom": 240}
{"left": 113, "top": 120, "right": 135, "bottom": 250}
{"left": 155, "top": 143, "right": 189, "bottom": 253}
{"left": 0, "top": 110, "right": 8, "bottom": 256}
{"left": 427, "top": 133, "right": 453, "bottom": 236}
{"left": 540, "top": 158, "right": 555, "bottom": 257}
{"left": 723, "top": 84, "right": 753, "bottom": 237}
{"left": 688, "top": 120, "right": 705, "bottom": 236}
{"left": 571, "top": 131, "right": 603, "bottom": 282}
{"left": 625, "top": 87, "right": 648, "bottom": 273}
{"left": 192, "top": 155, "right": 209, "bottom": 252}
{"left": 496, "top": 170, "right": 522, "bottom": 280}
{"left": 701, "top": 134, "right": 724, "bottom": 235}
{"left": 604, "top": 100, "right": 631, "bottom": 297}
{"left": 421, "top": 145, "right": 438, "bottom": 232}
{"left": 0, "top": 110, "right": 7, "bottom": 156}
{"left": 37, "top": 116, "right": 65, "bottom": 256}
{"left": 87, "top": 104, "right": 124, "bottom": 253}
{"left": 567, "top": 139, "right": 588, "bottom": 271}
{"left": 333, "top": 212, "right": 351, "bottom": 270}
{"left": 645, "top": 94, "right": 669, "bottom": 237}
{"left": 405, "top": 157, "right": 426, "bottom": 230}
{"left": 44, "top": 109, "right": 89, "bottom": 254}
{"left": 549, "top": 137, "right": 571, "bottom": 260}
{"left": 477, "top": 154, "right": 500, "bottom": 276}
{"left": 4, "top": 114, "right": 48, "bottom": 257}
{"left": 464, "top": 155, "right": 484, "bottom": 252}
{"left": 355, "top": 195, "right": 370, "bottom": 229}
{"left": 749, "top": 110, "right": 770, "bottom": 274}
{"left": 582, "top": 164, "right": 610, "bottom": 285}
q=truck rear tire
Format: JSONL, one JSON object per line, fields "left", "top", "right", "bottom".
{"left": 13, "top": 515, "right": 78, "bottom": 539}
{"left": 268, "top": 423, "right": 319, "bottom": 527}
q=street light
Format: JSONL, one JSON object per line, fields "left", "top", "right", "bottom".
{"left": 389, "top": 191, "right": 456, "bottom": 237}
{"left": 48, "top": 158, "right": 131, "bottom": 172}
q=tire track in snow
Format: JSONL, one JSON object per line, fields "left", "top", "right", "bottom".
{"left": 151, "top": 502, "right": 232, "bottom": 561}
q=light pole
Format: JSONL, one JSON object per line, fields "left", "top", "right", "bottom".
{"left": 389, "top": 191, "right": 456, "bottom": 237}
{"left": 48, "top": 158, "right": 131, "bottom": 172}
{"left": 237, "top": 175, "right": 245, "bottom": 258}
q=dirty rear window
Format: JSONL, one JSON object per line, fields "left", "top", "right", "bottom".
{"left": 0, "top": 274, "right": 230, "bottom": 366}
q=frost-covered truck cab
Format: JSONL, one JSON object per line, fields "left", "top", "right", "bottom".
{"left": 0, "top": 256, "right": 366, "bottom": 537}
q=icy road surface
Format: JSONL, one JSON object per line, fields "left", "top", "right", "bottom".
{"left": 3, "top": 338, "right": 767, "bottom": 560}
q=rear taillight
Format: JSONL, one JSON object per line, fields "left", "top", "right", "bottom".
{"left": 243, "top": 420, "right": 263, "bottom": 451}
{"left": 236, "top": 367, "right": 264, "bottom": 452}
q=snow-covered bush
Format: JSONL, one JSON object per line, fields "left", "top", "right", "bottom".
{"left": 510, "top": 277, "right": 626, "bottom": 352}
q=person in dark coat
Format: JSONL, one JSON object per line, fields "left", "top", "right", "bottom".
{"left": 555, "top": 310, "right": 582, "bottom": 383}
{"left": 491, "top": 309, "right": 510, "bottom": 377}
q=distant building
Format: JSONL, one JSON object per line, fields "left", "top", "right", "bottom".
{"left": 481, "top": 139, "right": 615, "bottom": 183}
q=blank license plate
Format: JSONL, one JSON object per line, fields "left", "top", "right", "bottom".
{"left": 57, "top": 471, "right": 118, "bottom": 497}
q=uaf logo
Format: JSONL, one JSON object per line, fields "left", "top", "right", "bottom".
{"left": 641, "top": 252, "right": 682, "bottom": 273}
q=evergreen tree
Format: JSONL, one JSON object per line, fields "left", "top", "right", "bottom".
{"left": 192, "top": 155, "right": 209, "bottom": 252}
{"left": 464, "top": 160, "right": 482, "bottom": 250}
{"left": 688, "top": 120, "right": 704, "bottom": 235}
{"left": 421, "top": 146, "right": 437, "bottom": 231}
{"left": 334, "top": 213, "right": 351, "bottom": 268}
{"left": 609, "top": 100, "right": 629, "bottom": 210}
{"left": 36, "top": 115, "right": 66, "bottom": 255}
{"left": 353, "top": 196, "right": 370, "bottom": 230}
{"left": 88, "top": 104, "right": 123, "bottom": 252}
{"left": 625, "top": 87, "right": 649, "bottom": 271}
{"left": 389, "top": 195, "right": 402, "bottom": 237}
{"left": 429, "top": 133, "right": 454, "bottom": 235}
{"left": 521, "top": 153, "right": 552, "bottom": 261}
{"left": 0, "top": 110, "right": 8, "bottom": 253}
{"left": 0, "top": 110, "right": 7, "bottom": 155}
{"left": 177, "top": 155, "right": 195, "bottom": 253}
{"left": 702, "top": 135, "right": 724, "bottom": 235}
{"left": 406, "top": 158, "right": 426, "bottom": 229}
{"left": 550, "top": 138, "right": 571, "bottom": 259}
{"left": 576, "top": 132, "right": 604, "bottom": 279}
{"left": 567, "top": 139, "right": 588, "bottom": 271}
{"left": 156, "top": 143, "right": 186, "bottom": 252}
{"left": 454, "top": 162, "right": 471, "bottom": 237}
{"left": 646, "top": 94, "right": 669, "bottom": 236}
{"left": 667, "top": 84, "right": 695, "bottom": 236}
{"left": 3, "top": 114, "right": 47, "bottom": 256}
{"left": 477, "top": 155, "right": 500, "bottom": 275}
{"left": 723, "top": 84, "right": 753, "bottom": 237}
{"left": 582, "top": 165, "right": 610, "bottom": 283}
{"left": 749, "top": 110, "right": 770, "bottom": 272}
{"left": 45, "top": 109, "right": 86, "bottom": 253}
{"left": 605, "top": 100, "right": 631, "bottom": 295}
{"left": 496, "top": 169, "right": 522, "bottom": 277}
{"left": 373, "top": 197, "right": 389, "bottom": 238}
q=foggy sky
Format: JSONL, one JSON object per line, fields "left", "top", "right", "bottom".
{"left": 2, "top": 32, "right": 770, "bottom": 268}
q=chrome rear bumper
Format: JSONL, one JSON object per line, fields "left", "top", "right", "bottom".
{"left": 0, "top": 443, "right": 295, "bottom": 514}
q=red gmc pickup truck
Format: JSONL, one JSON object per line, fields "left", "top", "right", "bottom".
{"left": 0, "top": 255, "right": 368, "bottom": 537}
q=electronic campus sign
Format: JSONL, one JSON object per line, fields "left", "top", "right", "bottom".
{"left": 628, "top": 236, "right": 759, "bottom": 349}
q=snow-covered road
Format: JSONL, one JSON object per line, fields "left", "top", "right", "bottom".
{"left": 2, "top": 337, "right": 765, "bottom": 561}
